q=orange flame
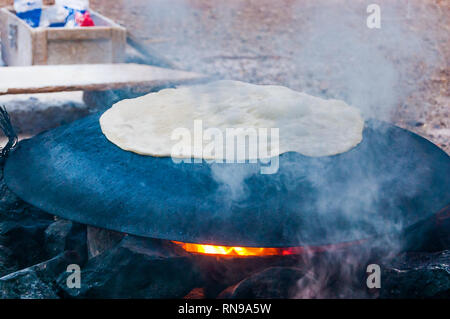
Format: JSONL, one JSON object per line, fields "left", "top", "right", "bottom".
{"left": 172, "top": 240, "right": 363, "bottom": 257}
{"left": 172, "top": 241, "right": 301, "bottom": 256}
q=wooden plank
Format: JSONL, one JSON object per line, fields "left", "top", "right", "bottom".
{"left": 0, "top": 63, "right": 209, "bottom": 95}
{"left": 0, "top": 7, "right": 34, "bottom": 65}
{"left": 46, "top": 27, "right": 113, "bottom": 41}
{"left": 32, "top": 28, "right": 48, "bottom": 65}
{"left": 111, "top": 28, "right": 127, "bottom": 63}
{"left": 0, "top": 0, "right": 54, "bottom": 5}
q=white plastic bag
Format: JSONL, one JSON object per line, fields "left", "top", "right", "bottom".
{"left": 40, "top": 4, "right": 69, "bottom": 27}
{"left": 58, "top": 0, "right": 89, "bottom": 12}
{"left": 57, "top": 0, "right": 92, "bottom": 27}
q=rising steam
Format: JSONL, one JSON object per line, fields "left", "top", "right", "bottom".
{"left": 122, "top": 0, "right": 444, "bottom": 297}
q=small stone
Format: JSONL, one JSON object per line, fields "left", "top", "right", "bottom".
{"left": 87, "top": 226, "right": 124, "bottom": 259}
{"left": 227, "top": 267, "right": 305, "bottom": 299}
{"left": 0, "top": 251, "right": 82, "bottom": 299}
{"left": 0, "top": 207, "right": 54, "bottom": 268}
{"left": 380, "top": 250, "right": 450, "bottom": 298}
{"left": 400, "top": 209, "right": 450, "bottom": 252}
{"left": 58, "top": 235, "right": 201, "bottom": 298}
{"left": 45, "top": 219, "right": 87, "bottom": 262}
{"left": 0, "top": 271, "right": 58, "bottom": 299}
{"left": 0, "top": 244, "right": 19, "bottom": 278}
{"left": 0, "top": 177, "right": 54, "bottom": 270}
{"left": 194, "top": 255, "right": 299, "bottom": 298}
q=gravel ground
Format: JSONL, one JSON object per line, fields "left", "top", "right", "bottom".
{"left": 91, "top": 0, "right": 449, "bottom": 153}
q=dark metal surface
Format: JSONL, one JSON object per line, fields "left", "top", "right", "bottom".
{"left": 4, "top": 113, "right": 450, "bottom": 247}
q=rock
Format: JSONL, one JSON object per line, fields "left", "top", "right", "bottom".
{"left": 45, "top": 220, "right": 74, "bottom": 255}
{"left": 226, "top": 267, "right": 305, "bottom": 299}
{"left": 1, "top": 152, "right": 85, "bottom": 273}
{"left": 0, "top": 244, "right": 18, "bottom": 278}
{"left": 193, "top": 254, "right": 299, "bottom": 298}
{"left": 1, "top": 271, "right": 58, "bottom": 299}
{"left": 0, "top": 171, "right": 53, "bottom": 270}
{"left": 401, "top": 206, "right": 450, "bottom": 252}
{"left": 45, "top": 219, "right": 87, "bottom": 263}
{"left": 58, "top": 235, "right": 201, "bottom": 298}
{"left": 0, "top": 251, "right": 82, "bottom": 299}
{"left": 87, "top": 226, "right": 124, "bottom": 259}
{"left": 8, "top": 100, "right": 89, "bottom": 137}
{"left": 435, "top": 206, "right": 450, "bottom": 249}
{"left": 0, "top": 206, "right": 54, "bottom": 268}
{"left": 0, "top": 176, "right": 23, "bottom": 213}
{"left": 380, "top": 250, "right": 450, "bottom": 298}
{"left": 0, "top": 91, "right": 88, "bottom": 137}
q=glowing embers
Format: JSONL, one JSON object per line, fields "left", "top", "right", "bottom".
{"left": 172, "top": 241, "right": 304, "bottom": 257}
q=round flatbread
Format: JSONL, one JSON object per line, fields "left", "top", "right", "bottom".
{"left": 100, "top": 80, "right": 364, "bottom": 159}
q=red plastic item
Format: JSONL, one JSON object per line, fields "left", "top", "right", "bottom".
{"left": 75, "top": 11, "right": 95, "bottom": 27}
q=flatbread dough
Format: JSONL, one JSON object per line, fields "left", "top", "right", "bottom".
{"left": 100, "top": 80, "right": 364, "bottom": 159}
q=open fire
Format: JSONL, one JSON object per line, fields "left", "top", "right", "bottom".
{"left": 171, "top": 241, "right": 362, "bottom": 257}
{"left": 172, "top": 241, "right": 302, "bottom": 256}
